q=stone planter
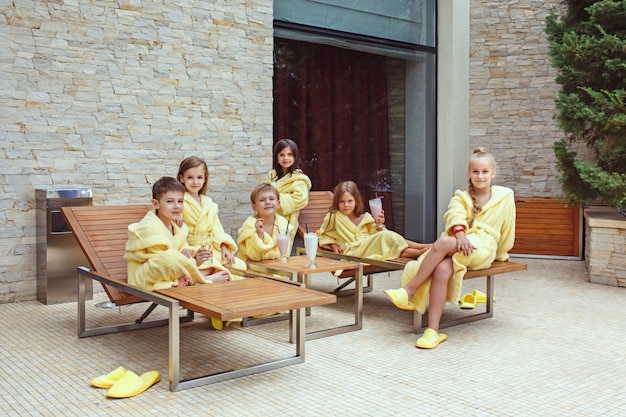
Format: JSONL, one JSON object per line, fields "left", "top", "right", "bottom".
{"left": 584, "top": 206, "right": 626, "bottom": 287}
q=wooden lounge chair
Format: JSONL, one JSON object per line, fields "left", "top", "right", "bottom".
{"left": 297, "top": 191, "right": 527, "bottom": 331}
{"left": 297, "top": 191, "right": 408, "bottom": 294}
{"left": 62, "top": 204, "right": 335, "bottom": 391}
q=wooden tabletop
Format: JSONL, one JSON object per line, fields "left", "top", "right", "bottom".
{"left": 247, "top": 255, "right": 359, "bottom": 275}
{"left": 157, "top": 277, "right": 336, "bottom": 321}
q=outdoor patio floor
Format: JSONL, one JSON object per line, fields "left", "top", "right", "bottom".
{"left": 1, "top": 258, "right": 625, "bottom": 416}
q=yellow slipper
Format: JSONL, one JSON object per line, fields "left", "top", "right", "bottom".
{"left": 473, "top": 290, "right": 487, "bottom": 303}
{"left": 225, "top": 317, "right": 243, "bottom": 327}
{"left": 416, "top": 328, "right": 448, "bottom": 349}
{"left": 90, "top": 366, "right": 127, "bottom": 389}
{"left": 211, "top": 317, "right": 224, "bottom": 331}
{"left": 106, "top": 370, "right": 160, "bottom": 398}
{"left": 459, "top": 293, "right": 477, "bottom": 309}
{"left": 383, "top": 288, "right": 416, "bottom": 311}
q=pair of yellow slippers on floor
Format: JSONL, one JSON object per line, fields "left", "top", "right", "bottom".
{"left": 211, "top": 317, "right": 245, "bottom": 330}
{"left": 90, "top": 366, "right": 160, "bottom": 398}
{"left": 459, "top": 290, "right": 492, "bottom": 309}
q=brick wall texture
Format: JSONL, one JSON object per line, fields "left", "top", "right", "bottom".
{"left": 470, "top": 0, "right": 566, "bottom": 196}
{"left": 0, "top": 0, "right": 274, "bottom": 302}
{"left": 1, "top": 1, "right": 569, "bottom": 302}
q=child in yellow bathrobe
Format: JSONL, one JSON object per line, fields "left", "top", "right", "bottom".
{"left": 267, "top": 139, "right": 311, "bottom": 254}
{"left": 384, "top": 148, "right": 516, "bottom": 349}
{"left": 317, "top": 181, "right": 430, "bottom": 260}
{"left": 125, "top": 177, "right": 230, "bottom": 291}
{"left": 237, "top": 183, "right": 290, "bottom": 262}
{"left": 177, "top": 156, "right": 247, "bottom": 277}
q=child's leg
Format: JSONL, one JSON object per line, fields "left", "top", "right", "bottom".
{"left": 426, "top": 257, "right": 454, "bottom": 332}
{"left": 404, "top": 236, "right": 457, "bottom": 298}
{"left": 400, "top": 239, "right": 432, "bottom": 258}
{"left": 405, "top": 239, "right": 432, "bottom": 250}
{"left": 400, "top": 247, "right": 429, "bottom": 259}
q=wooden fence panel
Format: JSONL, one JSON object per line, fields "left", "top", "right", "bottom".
{"left": 510, "top": 197, "right": 581, "bottom": 258}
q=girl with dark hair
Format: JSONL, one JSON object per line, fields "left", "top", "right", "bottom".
{"left": 267, "top": 139, "right": 312, "bottom": 252}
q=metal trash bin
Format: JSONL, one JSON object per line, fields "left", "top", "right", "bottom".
{"left": 36, "top": 189, "right": 93, "bottom": 304}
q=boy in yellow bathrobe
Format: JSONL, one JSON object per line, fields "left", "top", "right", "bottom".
{"left": 125, "top": 176, "right": 230, "bottom": 291}
{"left": 237, "top": 183, "right": 290, "bottom": 262}
{"left": 384, "top": 148, "right": 516, "bottom": 349}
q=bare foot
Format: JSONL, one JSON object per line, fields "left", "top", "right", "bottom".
{"left": 206, "top": 270, "right": 229, "bottom": 283}
{"left": 175, "top": 275, "right": 190, "bottom": 287}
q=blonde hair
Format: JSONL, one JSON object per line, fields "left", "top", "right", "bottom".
{"left": 250, "top": 183, "right": 279, "bottom": 204}
{"left": 467, "top": 147, "right": 497, "bottom": 217}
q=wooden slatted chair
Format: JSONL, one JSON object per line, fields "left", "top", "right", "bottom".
{"left": 61, "top": 204, "right": 336, "bottom": 391}
{"left": 64, "top": 204, "right": 302, "bottom": 321}
{"left": 69, "top": 204, "right": 155, "bottom": 306}
{"left": 297, "top": 190, "right": 334, "bottom": 237}
{"left": 296, "top": 191, "right": 406, "bottom": 294}
{"left": 296, "top": 192, "right": 528, "bottom": 332}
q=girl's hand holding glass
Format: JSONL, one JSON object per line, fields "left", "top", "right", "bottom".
{"left": 196, "top": 248, "right": 212, "bottom": 266}
{"left": 198, "top": 236, "right": 214, "bottom": 265}
{"left": 376, "top": 210, "right": 386, "bottom": 229}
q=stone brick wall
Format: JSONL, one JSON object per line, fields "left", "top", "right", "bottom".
{"left": 469, "top": 0, "right": 566, "bottom": 196}
{"left": 0, "top": 0, "right": 274, "bottom": 302}
{"left": 585, "top": 207, "right": 626, "bottom": 287}
{"left": 0, "top": 1, "right": 586, "bottom": 303}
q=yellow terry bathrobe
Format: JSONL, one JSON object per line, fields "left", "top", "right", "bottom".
{"left": 182, "top": 192, "right": 247, "bottom": 277}
{"left": 237, "top": 214, "right": 290, "bottom": 262}
{"left": 267, "top": 169, "right": 311, "bottom": 252}
{"left": 317, "top": 211, "right": 409, "bottom": 260}
{"left": 401, "top": 185, "right": 516, "bottom": 314}
{"left": 125, "top": 210, "right": 214, "bottom": 291}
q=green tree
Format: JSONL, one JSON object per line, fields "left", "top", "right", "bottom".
{"left": 546, "top": 0, "right": 626, "bottom": 212}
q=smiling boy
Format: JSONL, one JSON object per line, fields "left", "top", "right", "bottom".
{"left": 236, "top": 183, "right": 290, "bottom": 261}
{"left": 124, "top": 176, "right": 227, "bottom": 291}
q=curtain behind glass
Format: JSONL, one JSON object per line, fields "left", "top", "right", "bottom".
{"left": 274, "top": 39, "right": 391, "bottom": 207}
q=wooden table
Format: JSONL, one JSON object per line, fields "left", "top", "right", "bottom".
{"left": 158, "top": 277, "right": 335, "bottom": 321}
{"left": 156, "top": 277, "right": 335, "bottom": 389}
{"left": 247, "top": 255, "right": 364, "bottom": 340}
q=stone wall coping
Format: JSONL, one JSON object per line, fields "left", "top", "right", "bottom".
{"left": 584, "top": 206, "right": 626, "bottom": 230}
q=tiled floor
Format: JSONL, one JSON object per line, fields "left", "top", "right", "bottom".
{"left": 2, "top": 258, "right": 625, "bottom": 416}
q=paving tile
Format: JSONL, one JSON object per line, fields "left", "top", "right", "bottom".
{"left": 1, "top": 259, "right": 625, "bottom": 416}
